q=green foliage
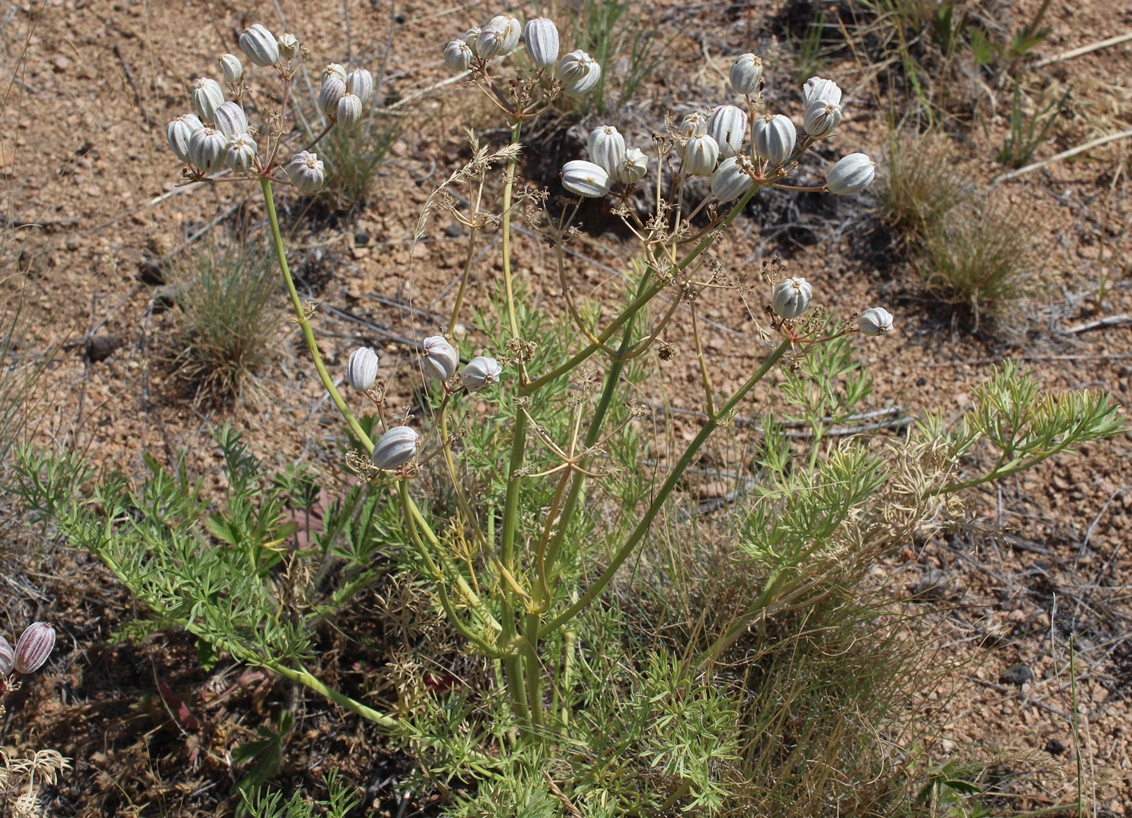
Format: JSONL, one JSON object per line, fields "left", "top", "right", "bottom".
{"left": 998, "top": 85, "right": 1069, "bottom": 169}
{"left": 848, "top": 0, "right": 944, "bottom": 116}
{"left": 964, "top": 16, "right": 1049, "bottom": 64}
{"left": 794, "top": 11, "right": 829, "bottom": 78}
{"left": 932, "top": 3, "right": 960, "bottom": 56}
{"left": 922, "top": 200, "right": 1040, "bottom": 330}
{"left": 966, "top": 24, "right": 997, "bottom": 65}
{"left": 9, "top": 423, "right": 410, "bottom": 674}
{"left": 438, "top": 745, "right": 564, "bottom": 818}
{"left": 170, "top": 236, "right": 280, "bottom": 402}
{"left": 233, "top": 712, "right": 294, "bottom": 797}
{"left": 915, "top": 761, "right": 989, "bottom": 817}
{"left": 937, "top": 360, "right": 1124, "bottom": 492}
{"left": 780, "top": 330, "right": 874, "bottom": 433}
{"left": 14, "top": 31, "right": 1124, "bottom": 814}
{"left": 1006, "top": 25, "right": 1050, "bottom": 60}
{"left": 9, "top": 444, "right": 91, "bottom": 528}
{"left": 240, "top": 771, "right": 360, "bottom": 818}
{"left": 632, "top": 653, "right": 739, "bottom": 813}
{"left": 848, "top": 0, "right": 1051, "bottom": 119}
{"left": 14, "top": 317, "right": 1123, "bottom": 816}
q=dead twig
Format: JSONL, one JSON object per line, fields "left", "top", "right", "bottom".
{"left": 385, "top": 72, "right": 471, "bottom": 111}
{"left": 1060, "top": 315, "right": 1132, "bottom": 334}
{"left": 1032, "top": 33, "right": 1132, "bottom": 68}
{"left": 994, "top": 129, "right": 1132, "bottom": 184}
{"left": 114, "top": 43, "right": 150, "bottom": 127}
{"left": 924, "top": 353, "right": 1132, "bottom": 367}
{"left": 1078, "top": 485, "right": 1128, "bottom": 557}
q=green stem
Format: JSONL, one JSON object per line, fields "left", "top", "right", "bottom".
{"left": 541, "top": 269, "right": 651, "bottom": 582}
{"left": 690, "top": 305, "right": 716, "bottom": 418}
{"left": 695, "top": 570, "right": 796, "bottom": 670}
{"left": 495, "top": 119, "right": 533, "bottom": 729}
{"left": 439, "top": 402, "right": 488, "bottom": 547}
{"left": 521, "top": 280, "right": 664, "bottom": 394}
{"left": 522, "top": 609, "right": 545, "bottom": 734}
{"left": 400, "top": 480, "right": 505, "bottom": 657}
{"left": 560, "top": 627, "right": 576, "bottom": 726}
{"left": 933, "top": 446, "right": 1077, "bottom": 496}
{"left": 522, "top": 184, "right": 761, "bottom": 394}
{"left": 97, "top": 536, "right": 401, "bottom": 730}
{"left": 447, "top": 226, "right": 479, "bottom": 334}
{"left": 539, "top": 339, "right": 792, "bottom": 637}
{"left": 400, "top": 480, "right": 503, "bottom": 637}
{"left": 260, "top": 177, "right": 373, "bottom": 453}
{"left": 501, "top": 121, "right": 523, "bottom": 345}
{"left": 271, "top": 660, "right": 400, "bottom": 729}
{"left": 656, "top": 780, "right": 692, "bottom": 814}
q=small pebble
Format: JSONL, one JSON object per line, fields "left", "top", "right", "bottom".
{"left": 1001, "top": 664, "right": 1034, "bottom": 686}
{"left": 84, "top": 334, "right": 123, "bottom": 363}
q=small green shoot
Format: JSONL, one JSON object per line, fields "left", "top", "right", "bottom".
{"left": 998, "top": 85, "right": 1069, "bottom": 169}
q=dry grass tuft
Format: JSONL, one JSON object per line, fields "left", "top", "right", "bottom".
{"left": 921, "top": 199, "right": 1042, "bottom": 331}
{"left": 315, "top": 114, "right": 398, "bottom": 212}
{"left": 879, "top": 126, "right": 970, "bottom": 240}
{"left": 168, "top": 236, "right": 281, "bottom": 405}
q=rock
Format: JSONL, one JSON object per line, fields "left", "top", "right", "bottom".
{"left": 137, "top": 255, "right": 166, "bottom": 285}
{"left": 150, "top": 285, "right": 180, "bottom": 314}
{"left": 1001, "top": 664, "right": 1034, "bottom": 686}
{"left": 85, "top": 334, "right": 124, "bottom": 363}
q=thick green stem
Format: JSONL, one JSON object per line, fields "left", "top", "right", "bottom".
{"left": 541, "top": 271, "right": 651, "bottom": 583}
{"left": 495, "top": 119, "right": 534, "bottom": 729}
{"left": 91, "top": 513, "right": 400, "bottom": 729}
{"left": 501, "top": 121, "right": 523, "bottom": 344}
{"left": 400, "top": 481, "right": 502, "bottom": 637}
{"left": 521, "top": 280, "right": 665, "bottom": 393}
{"left": 522, "top": 609, "right": 545, "bottom": 734}
{"left": 690, "top": 305, "right": 716, "bottom": 418}
{"left": 695, "top": 570, "right": 793, "bottom": 671}
{"left": 559, "top": 627, "right": 576, "bottom": 725}
{"left": 933, "top": 447, "right": 1076, "bottom": 496}
{"left": 656, "top": 780, "right": 693, "bottom": 814}
{"left": 260, "top": 177, "right": 373, "bottom": 453}
{"left": 539, "top": 339, "right": 792, "bottom": 637}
